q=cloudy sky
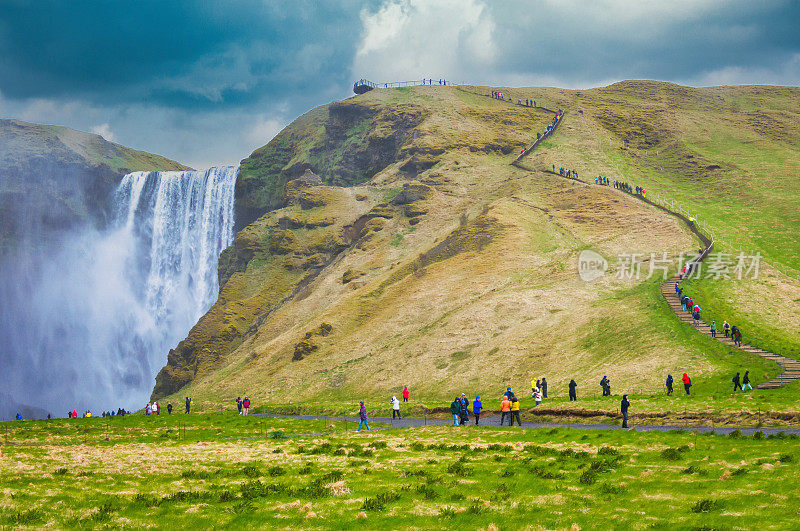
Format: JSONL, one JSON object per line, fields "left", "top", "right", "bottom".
{"left": 1, "top": 0, "right": 799, "bottom": 168}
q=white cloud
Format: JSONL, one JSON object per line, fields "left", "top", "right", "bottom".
{"left": 353, "top": 0, "right": 496, "bottom": 83}
{"left": 243, "top": 116, "right": 284, "bottom": 150}
{"left": 90, "top": 123, "right": 116, "bottom": 142}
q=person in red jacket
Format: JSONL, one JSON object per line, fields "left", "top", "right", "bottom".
{"left": 242, "top": 395, "right": 251, "bottom": 415}
{"left": 402, "top": 386, "right": 409, "bottom": 402}
{"left": 681, "top": 373, "right": 692, "bottom": 395}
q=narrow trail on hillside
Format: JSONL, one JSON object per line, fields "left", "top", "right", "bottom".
{"left": 512, "top": 110, "right": 800, "bottom": 389}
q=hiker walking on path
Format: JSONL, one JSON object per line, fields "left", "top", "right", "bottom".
{"left": 531, "top": 379, "right": 537, "bottom": 398}
{"left": 533, "top": 386, "right": 543, "bottom": 406}
{"left": 185, "top": 397, "right": 191, "bottom": 414}
{"left": 733, "top": 327, "right": 743, "bottom": 347}
{"left": 500, "top": 395, "right": 511, "bottom": 426}
{"left": 732, "top": 372, "right": 742, "bottom": 392}
{"left": 621, "top": 395, "right": 630, "bottom": 429}
{"left": 167, "top": 403, "right": 173, "bottom": 415}
{"left": 391, "top": 396, "right": 402, "bottom": 419}
{"left": 682, "top": 373, "right": 692, "bottom": 395}
{"left": 402, "top": 386, "right": 409, "bottom": 402}
{"left": 568, "top": 379, "right": 577, "bottom": 401}
{"left": 242, "top": 396, "right": 250, "bottom": 415}
{"left": 666, "top": 374, "right": 674, "bottom": 396}
{"left": 357, "top": 400, "right": 370, "bottom": 431}
{"left": 541, "top": 377, "right": 548, "bottom": 398}
{"left": 510, "top": 395, "right": 522, "bottom": 425}
{"left": 459, "top": 394, "right": 470, "bottom": 425}
{"left": 236, "top": 397, "right": 242, "bottom": 415}
{"left": 723, "top": 321, "right": 731, "bottom": 338}
{"left": 742, "top": 371, "right": 753, "bottom": 390}
{"left": 473, "top": 396, "right": 483, "bottom": 425}
{"left": 710, "top": 321, "right": 717, "bottom": 338}
{"left": 450, "top": 396, "right": 461, "bottom": 426}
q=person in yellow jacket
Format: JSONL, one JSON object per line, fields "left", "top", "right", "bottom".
{"left": 510, "top": 395, "right": 521, "bottom": 426}
{"left": 500, "top": 396, "right": 511, "bottom": 426}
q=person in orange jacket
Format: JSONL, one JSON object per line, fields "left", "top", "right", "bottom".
{"left": 402, "top": 386, "right": 409, "bottom": 402}
{"left": 500, "top": 395, "right": 511, "bottom": 426}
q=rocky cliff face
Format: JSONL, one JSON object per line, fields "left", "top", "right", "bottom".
{"left": 234, "top": 99, "right": 428, "bottom": 230}
{"left": 0, "top": 119, "right": 190, "bottom": 254}
{"left": 151, "top": 85, "right": 558, "bottom": 400}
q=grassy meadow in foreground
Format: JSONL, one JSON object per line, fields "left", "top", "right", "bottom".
{"left": 2, "top": 415, "right": 800, "bottom": 529}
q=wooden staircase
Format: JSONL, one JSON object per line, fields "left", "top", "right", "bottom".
{"left": 661, "top": 275, "right": 800, "bottom": 389}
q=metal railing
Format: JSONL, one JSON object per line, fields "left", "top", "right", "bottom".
{"left": 353, "top": 78, "right": 459, "bottom": 92}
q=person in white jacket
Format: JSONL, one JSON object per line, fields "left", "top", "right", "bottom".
{"left": 391, "top": 396, "right": 401, "bottom": 419}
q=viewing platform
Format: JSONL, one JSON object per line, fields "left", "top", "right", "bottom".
{"left": 353, "top": 78, "right": 455, "bottom": 94}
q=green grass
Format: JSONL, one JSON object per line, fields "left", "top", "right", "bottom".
{"left": 2, "top": 415, "right": 799, "bottom": 528}
{"left": 0, "top": 413, "right": 386, "bottom": 447}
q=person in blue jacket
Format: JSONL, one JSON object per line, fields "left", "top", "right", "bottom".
{"left": 473, "top": 396, "right": 483, "bottom": 425}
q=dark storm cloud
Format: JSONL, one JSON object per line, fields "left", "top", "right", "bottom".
{"left": 1, "top": 0, "right": 799, "bottom": 168}
{"left": 0, "top": 0, "right": 367, "bottom": 107}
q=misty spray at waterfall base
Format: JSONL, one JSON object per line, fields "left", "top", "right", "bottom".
{"left": 0, "top": 167, "right": 236, "bottom": 417}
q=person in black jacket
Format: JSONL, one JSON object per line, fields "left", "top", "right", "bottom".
{"left": 732, "top": 372, "right": 742, "bottom": 392}
{"left": 459, "top": 394, "right": 470, "bottom": 425}
{"left": 541, "top": 377, "right": 548, "bottom": 399}
{"left": 600, "top": 376, "right": 611, "bottom": 396}
{"left": 568, "top": 379, "right": 577, "bottom": 401}
{"left": 450, "top": 397, "right": 461, "bottom": 426}
{"left": 742, "top": 370, "right": 753, "bottom": 391}
{"left": 666, "top": 374, "right": 673, "bottom": 396}
{"left": 621, "top": 395, "right": 630, "bottom": 428}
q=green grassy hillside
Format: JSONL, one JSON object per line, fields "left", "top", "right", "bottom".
{"left": 510, "top": 81, "right": 800, "bottom": 358}
{"left": 152, "top": 82, "right": 800, "bottom": 418}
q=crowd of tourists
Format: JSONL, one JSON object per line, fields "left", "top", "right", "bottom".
{"left": 675, "top": 280, "right": 744, "bottom": 348}
{"left": 553, "top": 165, "right": 580, "bottom": 180}
{"left": 613, "top": 180, "right": 646, "bottom": 197}
{"left": 101, "top": 408, "right": 129, "bottom": 417}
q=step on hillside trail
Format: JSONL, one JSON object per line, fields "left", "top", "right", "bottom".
{"left": 661, "top": 276, "right": 800, "bottom": 389}
{"left": 515, "top": 109, "right": 799, "bottom": 389}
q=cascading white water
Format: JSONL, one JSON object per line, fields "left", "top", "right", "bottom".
{"left": 0, "top": 167, "right": 236, "bottom": 416}
{"left": 115, "top": 167, "right": 237, "bottom": 322}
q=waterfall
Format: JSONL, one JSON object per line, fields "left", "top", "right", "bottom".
{"left": 0, "top": 167, "right": 237, "bottom": 416}
{"left": 115, "top": 167, "right": 237, "bottom": 322}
